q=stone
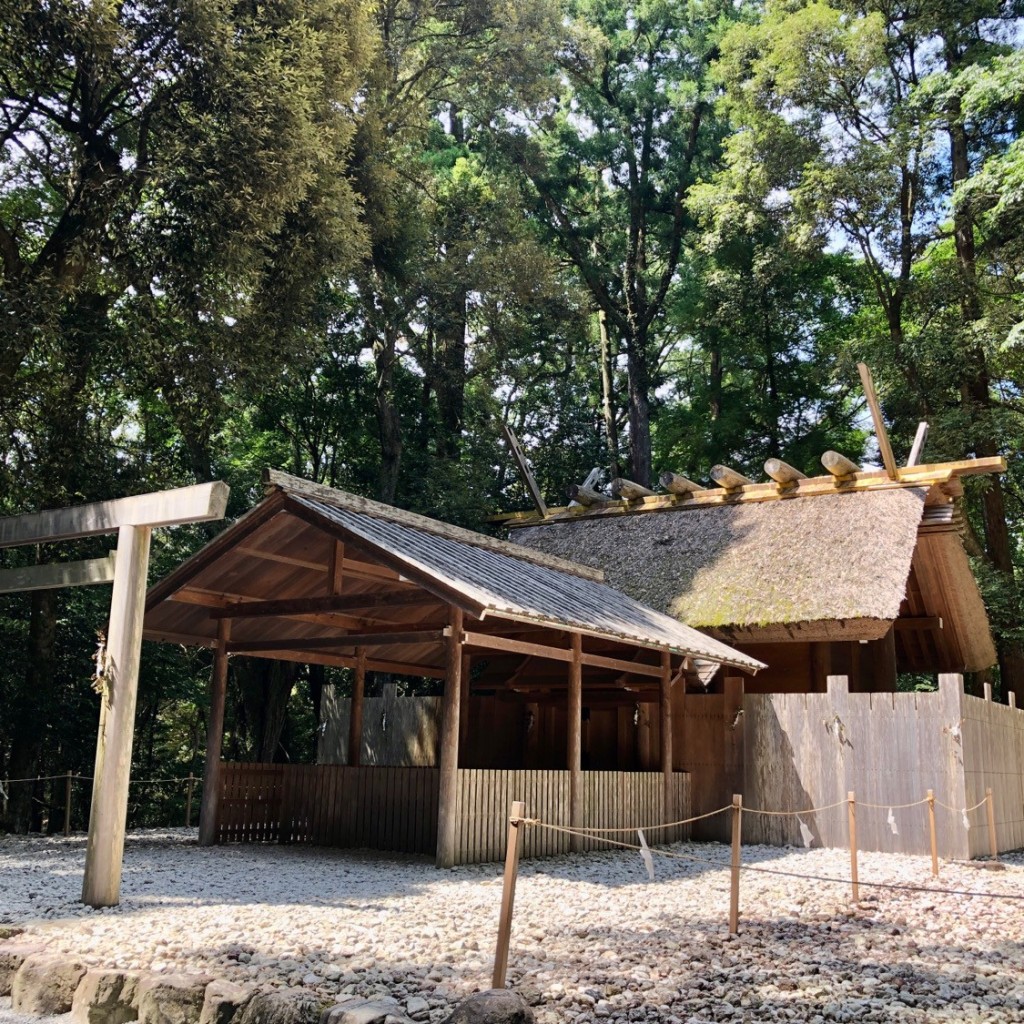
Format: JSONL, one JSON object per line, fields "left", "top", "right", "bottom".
{"left": 444, "top": 991, "right": 535, "bottom": 1024}
{"left": 405, "top": 997, "right": 430, "bottom": 1018}
{"left": 0, "top": 942, "right": 45, "bottom": 997}
{"left": 200, "top": 980, "right": 254, "bottom": 1024}
{"left": 72, "top": 968, "right": 142, "bottom": 1024}
{"left": 12, "top": 952, "right": 88, "bottom": 1015}
{"left": 138, "top": 973, "right": 213, "bottom": 1024}
{"left": 321, "top": 999, "right": 402, "bottom": 1024}
{"left": 237, "top": 990, "right": 323, "bottom": 1024}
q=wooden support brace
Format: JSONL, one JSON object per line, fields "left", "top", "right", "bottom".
{"left": 501, "top": 423, "right": 548, "bottom": 518}
{"left": 198, "top": 619, "right": 231, "bottom": 846}
{"left": 857, "top": 363, "right": 898, "bottom": 480}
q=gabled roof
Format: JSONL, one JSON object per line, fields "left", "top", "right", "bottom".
{"left": 144, "top": 471, "right": 763, "bottom": 674}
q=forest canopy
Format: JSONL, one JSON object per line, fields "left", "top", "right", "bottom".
{"left": 2, "top": 0, "right": 1023, "bottom": 830}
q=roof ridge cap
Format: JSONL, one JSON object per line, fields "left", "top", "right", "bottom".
{"left": 262, "top": 468, "right": 606, "bottom": 583}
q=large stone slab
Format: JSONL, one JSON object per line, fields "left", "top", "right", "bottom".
{"left": 72, "top": 968, "right": 142, "bottom": 1024}
{"left": 0, "top": 943, "right": 45, "bottom": 997}
{"left": 199, "top": 979, "right": 254, "bottom": 1024}
{"left": 138, "top": 974, "right": 213, "bottom": 1024}
{"left": 444, "top": 991, "right": 535, "bottom": 1024}
{"left": 12, "top": 952, "right": 88, "bottom": 1014}
{"left": 236, "top": 991, "right": 323, "bottom": 1024}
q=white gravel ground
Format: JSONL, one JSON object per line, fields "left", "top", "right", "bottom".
{"left": 1, "top": 829, "right": 1022, "bottom": 1023}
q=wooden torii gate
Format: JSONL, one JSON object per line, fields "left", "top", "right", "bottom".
{"left": 0, "top": 482, "right": 228, "bottom": 907}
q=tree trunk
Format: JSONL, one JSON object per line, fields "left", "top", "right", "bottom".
{"left": 5, "top": 590, "right": 58, "bottom": 832}
{"left": 625, "top": 326, "right": 652, "bottom": 487}
{"left": 598, "top": 310, "right": 621, "bottom": 479}
{"left": 373, "top": 323, "right": 403, "bottom": 504}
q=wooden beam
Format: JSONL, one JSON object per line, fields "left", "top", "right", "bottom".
{"left": 198, "top": 619, "right": 230, "bottom": 846}
{"left": 764, "top": 459, "right": 806, "bottom": 486}
{"left": 235, "top": 545, "right": 328, "bottom": 573}
{"left": 461, "top": 630, "right": 664, "bottom": 676}
{"left": 437, "top": 605, "right": 464, "bottom": 868}
{"left": 660, "top": 649, "right": 674, "bottom": 830}
{"left": 226, "top": 629, "right": 445, "bottom": 653}
{"left": 208, "top": 590, "right": 436, "bottom": 619}
{"left": 497, "top": 457, "right": 1005, "bottom": 527}
{"left": 610, "top": 478, "right": 656, "bottom": 499}
{"left": 857, "top": 362, "right": 899, "bottom": 480}
{"left": 328, "top": 540, "right": 344, "bottom": 594}
{"left": 659, "top": 471, "right": 701, "bottom": 495}
{"left": 1, "top": 482, "right": 228, "bottom": 549}
{"left": 501, "top": 423, "right": 548, "bottom": 518}
{"left": 710, "top": 465, "right": 753, "bottom": 489}
{"left": 568, "top": 632, "right": 583, "bottom": 853}
{"left": 821, "top": 450, "right": 861, "bottom": 478}
{"left": 908, "top": 422, "right": 929, "bottom": 467}
{"left": 348, "top": 648, "right": 366, "bottom": 766}
{"left": 894, "top": 616, "right": 943, "bottom": 631}
{"left": 568, "top": 483, "right": 608, "bottom": 506}
{"left": 0, "top": 552, "right": 116, "bottom": 594}
{"left": 82, "top": 524, "right": 152, "bottom": 908}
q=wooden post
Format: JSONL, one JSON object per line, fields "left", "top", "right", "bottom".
{"left": 857, "top": 362, "right": 898, "bottom": 480}
{"left": 460, "top": 652, "right": 471, "bottom": 753}
{"left": 986, "top": 787, "right": 999, "bottom": 860}
{"left": 198, "top": 618, "right": 231, "bottom": 847}
{"left": 659, "top": 650, "right": 674, "bottom": 840}
{"left": 436, "top": 605, "right": 464, "bottom": 868}
{"left": 185, "top": 774, "right": 195, "bottom": 828}
{"left": 348, "top": 648, "right": 366, "bottom": 767}
{"left": 82, "top": 523, "right": 152, "bottom": 908}
{"left": 64, "top": 770, "right": 73, "bottom": 836}
{"left": 568, "top": 632, "right": 583, "bottom": 854}
{"left": 927, "top": 789, "right": 939, "bottom": 877}
{"left": 847, "top": 790, "right": 859, "bottom": 902}
{"left": 491, "top": 800, "right": 526, "bottom": 989}
{"left": 983, "top": 682, "right": 993, "bottom": 701}
{"left": 728, "top": 793, "right": 742, "bottom": 935}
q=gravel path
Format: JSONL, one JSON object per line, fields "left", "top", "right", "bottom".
{"left": 1, "top": 829, "right": 1022, "bottom": 1023}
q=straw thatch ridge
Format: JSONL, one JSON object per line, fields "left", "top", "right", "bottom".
{"left": 515, "top": 488, "right": 928, "bottom": 629}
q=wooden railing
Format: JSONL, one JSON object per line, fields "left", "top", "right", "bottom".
{"left": 217, "top": 763, "right": 690, "bottom": 865}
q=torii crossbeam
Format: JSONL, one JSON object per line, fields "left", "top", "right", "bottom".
{"left": 0, "top": 482, "right": 229, "bottom": 907}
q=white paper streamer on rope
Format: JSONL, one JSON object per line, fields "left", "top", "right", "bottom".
{"left": 887, "top": 807, "right": 899, "bottom": 835}
{"left": 798, "top": 818, "right": 814, "bottom": 849}
{"left": 637, "top": 830, "right": 655, "bottom": 881}
{"left": 962, "top": 809, "right": 971, "bottom": 831}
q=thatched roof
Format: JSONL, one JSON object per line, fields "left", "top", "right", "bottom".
{"left": 515, "top": 488, "right": 928, "bottom": 631}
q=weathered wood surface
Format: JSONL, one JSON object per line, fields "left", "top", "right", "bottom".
{"left": 675, "top": 674, "right": 1023, "bottom": 859}
{"left": 452, "top": 769, "right": 691, "bottom": 864}
{"left": 218, "top": 763, "right": 441, "bottom": 854}
{"left": 0, "top": 552, "right": 116, "bottom": 594}
{"left": 217, "top": 764, "right": 690, "bottom": 865}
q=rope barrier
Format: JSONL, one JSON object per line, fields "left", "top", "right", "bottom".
{"left": 934, "top": 796, "right": 988, "bottom": 814}
{"left": 857, "top": 797, "right": 930, "bottom": 810}
{"left": 2, "top": 773, "right": 197, "bottom": 785}
{"left": 518, "top": 804, "right": 732, "bottom": 834}
{"left": 525, "top": 820, "right": 1024, "bottom": 903}
{"left": 743, "top": 799, "right": 849, "bottom": 816}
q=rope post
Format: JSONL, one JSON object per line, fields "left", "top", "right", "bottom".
{"left": 847, "top": 791, "right": 859, "bottom": 903}
{"left": 64, "top": 771, "right": 73, "bottom": 836}
{"left": 185, "top": 774, "right": 195, "bottom": 828}
{"left": 2, "top": 777, "right": 7, "bottom": 819}
{"left": 492, "top": 800, "right": 526, "bottom": 989}
{"left": 927, "top": 789, "right": 939, "bottom": 877}
{"left": 728, "top": 793, "right": 742, "bottom": 935}
{"left": 985, "top": 787, "right": 999, "bottom": 860}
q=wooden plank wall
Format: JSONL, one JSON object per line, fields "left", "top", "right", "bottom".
{"left": 451, "top": 770, "right": 691, "bottom": 865}
{"left": 960, "top": 691, "right": 1024, "bottom": 856}
{"left": 218, "top": 763, "right": 440, "bottom": 855}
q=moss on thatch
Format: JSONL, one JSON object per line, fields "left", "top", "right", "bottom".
{"left": 515, "top": 488, "right": 928, "bottom": 629}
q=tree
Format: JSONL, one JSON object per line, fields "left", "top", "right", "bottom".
{"left": 508, "top": 0, "right": 738, "bottom": 485}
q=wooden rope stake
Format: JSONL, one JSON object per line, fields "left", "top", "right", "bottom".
{"left": 848, "top": 791, "right": 859, "bottom": 902}
{"left": 64, "top": 770, "right": 73, "bottom": 837}
{"left": 729, "top": 793, "right": 742, "bottom": 935}
{"left": 986, "top": 787, "right": 999, "bottom": 861}
{"left": 927, "top": 790, "right": 939, "bottom": 878}
{"left": 492, "top": 800, "right": 526, "bottom": 989}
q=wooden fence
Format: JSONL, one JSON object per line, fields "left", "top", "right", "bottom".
{"left": 217, "top": 765, "right": 690, "bottom": 864}
{"left": 452, "top": 769, "right": 690, "bottom": 864}
{"left": 682, "top": 673, "right": 1024, "bottom": 858}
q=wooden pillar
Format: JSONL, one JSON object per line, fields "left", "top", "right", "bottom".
{"left": 867, "top": 625, "right": 897, "bottom": 692}
{"left": 568, "top": 632, "right": 583, "bottom": 853}
{"left": 348, "top": 648, "right": 366, "bottom": 767}
{"left": 82, "top": 524, "right": 152, "bottom": 908}
{"left": 459, "top": 652, "right": 471, "bottom": 754}
{"left": 660, "top": 650, "right": 674, "bottom": 834}
{"left": 198, "top": 618, "right": 231, "bottom": 847}
{"left": 810, "top": 643, "right": 831, "bottom": 693}
{"left": 436, "top": 605, "right": 464, "bottom": 867}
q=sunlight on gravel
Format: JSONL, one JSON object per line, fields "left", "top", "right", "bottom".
{"left": 1, "top": 829, "right": 1023, "bottom": 1023}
